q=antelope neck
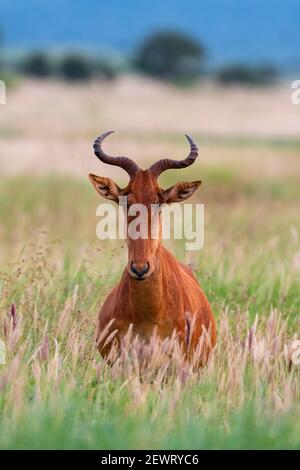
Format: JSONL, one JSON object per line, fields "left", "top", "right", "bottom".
{"left": 127, "top": 252, "right": 164, "bottom": 323}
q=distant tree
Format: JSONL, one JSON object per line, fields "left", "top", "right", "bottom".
{"left": 135, "top": 30, "right": 206, "bottom": 82}
{"left": 21, "top": 52, "right": 52, "bottom": 78}
{"left": 215, "top": 64, "right": 278, "bottom": 86}
{"left": 59, "top": 53, "right": 93, "bottom": 81}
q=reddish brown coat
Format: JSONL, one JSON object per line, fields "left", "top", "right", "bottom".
{"left": 90, "top": 169, "right": 216, "bottom": 365}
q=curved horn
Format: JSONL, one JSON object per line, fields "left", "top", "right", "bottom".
{"left": 149, "top": 134, "right": 199, "bottom": 178}
{"left": 93, "top": 131, "right": 140, "bottom": 179}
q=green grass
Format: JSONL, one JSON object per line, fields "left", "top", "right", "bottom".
{"left": 1, "top": 395, "right": 300, "bottom": 450}
{"left": 0, "top": 167, "right": 300, "bottom": 449}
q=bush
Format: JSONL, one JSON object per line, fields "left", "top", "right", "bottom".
{"left": 135, "top": 30, "right": 206, "bottom": 82}
{"left": 215, "top": 64, "right": 278, "bottom": 86}
{"left": 15, "top": 51, "right": 121, "bottom": 82}
{"left": 21, "top": 52, "right": 52, "bottom": 78}
{"left": 58, "top": 54, "right": 120, "bottom": 82}
{"left": 59, "top": 53, "right": 93, "bottom": 81}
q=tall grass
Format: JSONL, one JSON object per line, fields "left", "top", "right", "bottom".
{"left": 0, "top": 169, "right": 299, "bottom": 449}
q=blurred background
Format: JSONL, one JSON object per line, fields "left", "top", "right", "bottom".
{"left": 0, "top": 0, "right": 299, "bottom": 178}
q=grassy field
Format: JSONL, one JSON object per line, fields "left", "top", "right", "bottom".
{"left": 0, "top": 78, "right": 300, "bottom": 449}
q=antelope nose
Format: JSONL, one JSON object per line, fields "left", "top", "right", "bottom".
{"left": 131, "top": 262, "right": 150, "bottom": 278}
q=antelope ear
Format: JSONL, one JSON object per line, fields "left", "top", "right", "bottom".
{"left": 89, "top": 174, "right": 122, "bottom": 203}
{"left": 163, "top": 181, "right": 202, "bottom": 203}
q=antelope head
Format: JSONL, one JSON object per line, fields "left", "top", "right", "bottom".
{"left": 89, "top": 131, "right": 201, "bottom": 281}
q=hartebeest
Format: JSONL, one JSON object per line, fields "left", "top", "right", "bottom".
{"left": 89, "top": 131, "right": 216, "bottom": 365}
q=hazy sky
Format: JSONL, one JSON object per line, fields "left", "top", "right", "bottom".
{"left": 0, "top": 0, "right": 299, "bottom": 67}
